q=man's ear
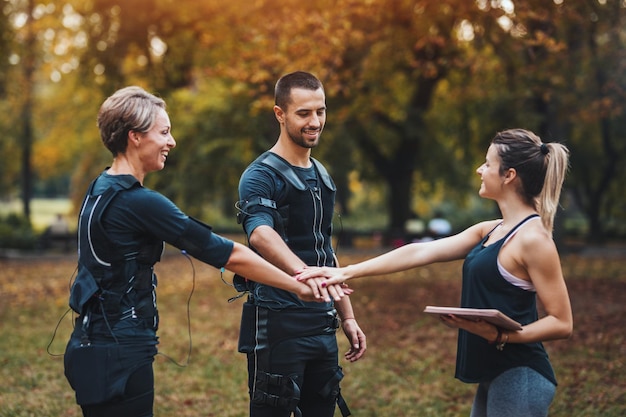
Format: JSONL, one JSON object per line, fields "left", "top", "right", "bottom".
{"left": 274, "top": 105, "right": 284, "bottom": 123}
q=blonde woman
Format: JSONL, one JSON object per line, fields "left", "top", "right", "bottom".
{"left": 297, "top": 129, "right": 573, "bottom": 417}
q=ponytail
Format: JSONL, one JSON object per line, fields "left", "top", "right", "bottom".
{"left": 537, "top": 142, "right": 570, "bottom": 233}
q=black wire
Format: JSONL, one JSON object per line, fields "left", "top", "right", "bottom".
{"left": 47, "top": 252, "right": 196, "bottom": 369}
{"left": 46, "top": 265, "right": 78, "bottom": 357}
{"left": 46, "top": 307, "right": 72, "bottom": 357}
{"left": 334, "top": 211, "right": 344, "bottom": 257}
{"left": 157, "top": 250, "right": 195, "bottom": 368}
{"left": 220, "top": 264, "right": 250, "bottom": 303}
{"left": 219, "top": 266, "right": 233, "bottom": 287}
{"left": 99, "top": 297, "right": 119, "bottom": 344}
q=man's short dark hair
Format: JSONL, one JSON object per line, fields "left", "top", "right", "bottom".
{"left": 274, "top": 71, "right": 324, "bottom": 110}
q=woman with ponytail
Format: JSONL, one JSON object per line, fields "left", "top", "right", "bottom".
{"left": 296, "top": 128, "right": 573, "bottom": 417}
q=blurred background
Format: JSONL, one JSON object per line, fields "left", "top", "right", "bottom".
{"left": 0, "top": 0, "right": 624, "bottom": 251}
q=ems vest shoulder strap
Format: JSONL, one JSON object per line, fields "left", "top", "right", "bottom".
{"left": 257, "top": 152, "right": 335, "bottom": 191}
{"left": 81, "top": 175, "right": 141, "bottom": 264}
{"left": 69, "top": 175, "right": 142, "bottom": 313}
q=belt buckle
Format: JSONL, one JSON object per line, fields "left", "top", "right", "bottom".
{"left": 327, "top": 309, "right": 340, "bottom": 330}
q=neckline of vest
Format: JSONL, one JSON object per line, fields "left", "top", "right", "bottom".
{"left": 93, "top": 171, "right": 141, "bottom": 192}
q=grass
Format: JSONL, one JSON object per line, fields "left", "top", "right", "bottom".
{"left": 0, "top": 247, "right": 624, "bottom": 416}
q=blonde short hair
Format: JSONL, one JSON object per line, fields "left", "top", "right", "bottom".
{"left": 97, "top": 86, "right": 166, "bottom": 156}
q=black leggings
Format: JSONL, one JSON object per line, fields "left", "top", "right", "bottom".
{"left": 81, "top": 363, "right": 154, "bottom": 417}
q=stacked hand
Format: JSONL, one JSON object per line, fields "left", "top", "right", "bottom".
{"left": 295, "top": 266, "right": 352, "bottom": 302}
{"left": 295, "top": 266, "right": 349, "bottom": 288}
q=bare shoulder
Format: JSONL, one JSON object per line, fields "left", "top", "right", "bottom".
{"left": 450, "top": 219, "right": 501, "bottom": 244}
{"left": 517, "top": 220, "right": 558, "bottom": 260}
{"left": 474, "top": 219, "right": 502, "bottom": 237}
{"left": 449, "top": 219, "right": 500, "bottom": 248}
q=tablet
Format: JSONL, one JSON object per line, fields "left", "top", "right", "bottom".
{"left": 423, "top": 306, "right": 523, "bottom": 330}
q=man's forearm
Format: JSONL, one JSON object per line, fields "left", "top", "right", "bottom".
{"left": 249, "top": 225, "right": 305, "bottom": 274}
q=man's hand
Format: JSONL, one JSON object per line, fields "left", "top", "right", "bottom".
{"left": 341, "top": 318, "right": 366, "bottom": 362}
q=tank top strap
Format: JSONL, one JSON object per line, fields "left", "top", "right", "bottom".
{"left": 502, "top": 214, "right": 540, "bottom": 246}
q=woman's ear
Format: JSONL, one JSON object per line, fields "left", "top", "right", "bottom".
{"left": 503, "top": 167, "right": 517, "bottom": 184}
{"left": 128, "top": 130, "right": 141, "bottom": 145}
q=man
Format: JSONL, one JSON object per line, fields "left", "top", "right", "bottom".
{"left": 236, "top": 71, "right": 366, "bottom": 417}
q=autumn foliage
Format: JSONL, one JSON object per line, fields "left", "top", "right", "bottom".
{"left": 1, "top": 0, "right": 625, "bottom": 242}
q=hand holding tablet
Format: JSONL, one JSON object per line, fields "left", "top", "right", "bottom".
{"left": 423, "top": 306, "right": 523, "bottom": 330}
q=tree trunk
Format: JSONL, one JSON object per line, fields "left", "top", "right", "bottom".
{"left": 385, "top": 163, "right": 414, "bottom": 245}
{"left": 20, "top": 0, "right": 35, "bottom": 222}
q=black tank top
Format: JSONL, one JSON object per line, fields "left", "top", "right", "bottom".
{"left": 455, "top": 214, "right": 557, "bottom": 385}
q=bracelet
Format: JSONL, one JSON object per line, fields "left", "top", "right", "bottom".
{"left": 341, "top": 317, "right": 355, "bottom": 321}
{"left": 489, "top": 328, "right": 502, "bottom": 345}
{"left": 496, "top": 332, "right": 509, "bottom": 351}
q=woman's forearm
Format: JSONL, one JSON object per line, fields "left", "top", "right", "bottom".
{"left": 225, "top": 243, "right": 301, "bottom": 293}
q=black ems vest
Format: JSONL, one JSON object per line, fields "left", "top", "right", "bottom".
{"left": 69, "top": 175, "right": 163, "bottom": 330}
{"left": 253, "top": 152, "right": 336, "bottom": 266}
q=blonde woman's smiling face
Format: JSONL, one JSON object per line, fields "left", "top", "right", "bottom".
{"left": 136, "top": 108, "right": 176, "bottom": 173}
{"left": 476, "top": 144, "right": 504, "bottom": 199}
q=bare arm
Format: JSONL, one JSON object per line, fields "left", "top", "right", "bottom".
{"left": 224, "top": 242, "right": 328, "bottom": 302}
{"left": 249, "top": 225, "right": 304, "bottom": 274}
{"left": 509, "top": 228, "right": 573, "bottom": 343}
{"left": 296, "top": 221, "right": 493, "bottom": 284}
{"left": 248, "top": 225, "right": 350, "bottom": 300}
